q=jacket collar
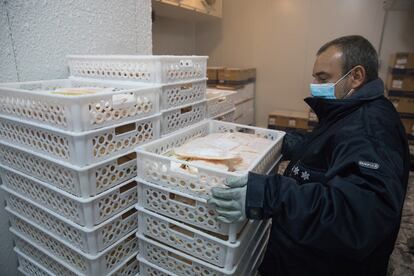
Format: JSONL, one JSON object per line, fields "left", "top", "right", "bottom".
{"left": 304, "top": 78, "right": 385, "bottom": 122}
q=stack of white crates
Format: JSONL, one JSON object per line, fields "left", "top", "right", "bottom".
{"left": 205, "top": 88, "right": 237, "bottom": 122}
{"left": 66, "top": 55, "right": 209, "bottom": 137}
{"left": 134, "top": 120, "right": 285, "bottom": 275}
{"left": 0, "top": 77, "right": 163, "bottom": 275}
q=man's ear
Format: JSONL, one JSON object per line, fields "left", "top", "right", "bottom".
{"left": 350, "top": 65, "right": 366, "bottom": 89}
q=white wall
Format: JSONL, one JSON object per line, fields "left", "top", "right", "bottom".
{"left": 0, "top": 1, "right": 153, "bottom": 275}
{"left": 0, "top": 0, "right": 152, "bottom": 82}
{"left": 152, "top": 16, "right": 197, "bottom": 55}
{"left": 196, "top": 0, "right": 388, "bottom": 127}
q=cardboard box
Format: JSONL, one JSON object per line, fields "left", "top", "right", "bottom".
{"left": 207, "top": 67, "right": 225, "bottom": 84}
{"left": 218, "top": 68, "right": 256, "bottom": 84}
{"left": 401, "top": 117, "right": 414, "bottom": 135}
{"left": 387, "top": 74, "right": 414, "bottom": 92}
{"left": 389, "top": 96, "right": 414, "bottom": 114}
{"left": 268, "top": 110, "right": 309, "bottom": 131}
{"left": 389, "top": 52, "right": 414, "bottom": 69}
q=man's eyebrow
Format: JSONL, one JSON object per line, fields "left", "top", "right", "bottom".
{"left": 313, "top": 71, "right": 328, "bottom": 77}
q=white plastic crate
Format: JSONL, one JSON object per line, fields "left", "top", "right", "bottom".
{"left": 136, "top": 205, "right": 262, "bottom": 268}
{"left": 213, "top": 108, "right": 235, "bottom": 122}
{"left": 137, "top": 180, "right": 243, "bottom": 241}
{"left": 5, "top": 189, "right": 137, "bottom": 254}
{"left": 161, "top": 100, "right": 206, "bottom": 135}
{"left": 206, "top": 90, "right": 236, "bottom": 118}
{"left": 160, "top": 79, "right": 206, "bottom": 110}
{"left": 11, "top": 220, "right": 139, "bottom": 276}
{"left": 136, "top": 220, "right": 270, "bottom": 276}
{"left": 0, "top": 114, "right": 160, "bottom": 167}
{"left": 67, "top": 55, "right": 208, "bottom": 84}
{"left": 1, "top": 168, "right": 137, "bottom": 227}
{"left": 136, "top": 120, "right": 285, "bottom": 199}
{"left": 15, "top": 245, "right": 140, "bottom": 276}
{"left": 0, "top": 143, "right": 137, "bottom": 198}
{"left": 0, "top": 78, "right": 160, "bottom": 132}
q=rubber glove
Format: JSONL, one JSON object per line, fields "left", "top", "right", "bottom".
{"left": 207, "top": 175, "right": 248, "bottom": 223}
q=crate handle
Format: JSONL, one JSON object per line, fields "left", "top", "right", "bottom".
{"left": 180, "top": 83, "right": 193, "bottom": 91}
{"left": 117, "top": 152, "right": 137, "bottom": 165}
{"left": 119, "top": 181, "right": 137, "bottom": 193}
{"left": 115, "top": 123, "right": 136, "bottom": 135}
{"left": 168, "top": 251, "right": 193, "bottom": 265}
{"left": 217, "top": 96, "right": 226, "bottom": 103}
{"left": 169, "top": 223, "right": 194, "bottom": 238}
{"left": 169, "top": 193, "right": 196, "bottom": 206}
{"left": 121, "top": 208, "right": 137, "bottom": 219}
{"left": 180, "top": 106, "right": 193, "bottom": 114}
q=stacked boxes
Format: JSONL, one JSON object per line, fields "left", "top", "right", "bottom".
{"left": 135, "top": 120, "right": 285, "bottom": 275}
{"left": 387, "top": 52, "right": 414, "bottom": 169}
{"left": 208, "top": 67, "right": 256, "bottom": 125}
{"left": 206, "top": 88, "right": 237, "bottom": 122}
{"left": 268, "top": 109, "right": 310, "bottom": 133}
{"left": 0, "top": 78, "right": 162, "bottom": 275}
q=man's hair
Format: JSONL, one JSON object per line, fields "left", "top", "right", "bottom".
{"left": 317, "top": 35, "right": 379, "bottom": 82}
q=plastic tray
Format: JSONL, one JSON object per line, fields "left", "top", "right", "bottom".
{"left": 0, "top": 113, "right": 160, "bottom": 167}
{"left": 213, "top": 108, "right": 235, "bottom": 122}
{"left": 136, "top": 120, "right": 285, "bottom": 199}
{"left": 160, "top": 79, "right": 206, "bottom": 110}
{"left": 137, "top": 180, "right": 243, "bottom": 241}
{"left": 16, "top": 246, "right": 140, "bottom": 276}
{"left": 1, "top": 169, "right": 137, "bottom": 227}
{"left": 161, "top": 100, "right": 206, "bottom": 135}
{"left": 136, "top": 205, "right": 262, "bottom": 268}
{"left": 0, "top": 78, "right": 160, "bottom": 132}
{"left": 0, "top": 143, "right": 137, "bottom": 198}
{"left": 206, "top": 90, "right": 236, "bottom": 118}
{"left": 11, "top": 219, "right": 139, "bottom": 276}
{"left": 67, "top": 55, "right": 208, "bottom": 84}
{"left": 5, "top": 189, "right": 138, "bottom": 253}
{"left": 136, "top": 220, "right": 270, "bottom": 276}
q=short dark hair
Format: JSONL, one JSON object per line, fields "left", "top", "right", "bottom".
{"left": 317, "top": 35, "right": 379, "bottom": 82}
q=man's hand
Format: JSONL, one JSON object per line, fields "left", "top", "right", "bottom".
{"left": 207, "top": 176, "right": 248, "bottom": 223}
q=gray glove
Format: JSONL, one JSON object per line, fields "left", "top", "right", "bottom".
{"left": 207, "top": 176, "right": 248, "bottom": 223}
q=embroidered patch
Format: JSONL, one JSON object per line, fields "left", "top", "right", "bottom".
{"left": 358, "top": 161, "right": 380, "bottom": 170}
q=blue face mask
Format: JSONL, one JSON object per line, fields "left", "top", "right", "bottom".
{"left": 310, "top": 69, "right": 353, "bottom": 99}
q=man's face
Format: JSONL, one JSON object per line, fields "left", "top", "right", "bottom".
{"left": 312, "top": 46, "right": 351, "bottom": 98}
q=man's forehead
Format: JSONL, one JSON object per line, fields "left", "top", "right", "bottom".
{"left": 313, "top": 46, "right": 343, "bottom": 74}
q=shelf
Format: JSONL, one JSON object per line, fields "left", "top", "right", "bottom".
{"left": 152, "top": 0, "right": 222, "bottom": 21}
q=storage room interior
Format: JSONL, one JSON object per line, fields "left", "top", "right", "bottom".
{"left": 1, "top": 0, "right": 414, "bottom": 275}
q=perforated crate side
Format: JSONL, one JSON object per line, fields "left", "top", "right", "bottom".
{"left": 6, "top": 192, "right": 138, "bottom": 254}
{"left": 0, "top": 114, "right": 160, "bottom": 166}
{"left": 2, "top": 171, "right": 138, "bottom": 227}
{"left": 0, "top": 78, "right": 160, "bottom": 132}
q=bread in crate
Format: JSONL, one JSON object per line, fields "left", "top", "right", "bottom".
{"left": 136, "top": 204, "right": 263, "bottom": 268}
{"left": 136, "top": 220, "right": 271, "bottom": 276}
{"left": 0, "top": 113, "right": 160, "bottom": 166}
{"left": 136, "top": 120, "right": 285, "bottom": 199}
{"left": 0, "top": 78, "right": 160, "bottom": 132}
{"left": 67, "top": 55, "right": 208, "bottom": 84}
{"left": 11, "top": 221, "right": 138, "bottom": 276}
{"left": 1, "top": 167, "right": 138, "bottom": 227}
{"left": 0, "top": 143, "right": 137, "bottom": 198}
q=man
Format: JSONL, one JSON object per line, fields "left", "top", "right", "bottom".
{"left": 207, "top": 35, "right": 410, "bottom": 276}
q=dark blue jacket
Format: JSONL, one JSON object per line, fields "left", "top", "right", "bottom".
{"left": 247, "top": 79, "right": 410, "bottom": 276}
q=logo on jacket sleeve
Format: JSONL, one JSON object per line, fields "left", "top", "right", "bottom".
{"left": 358, "top": 161, "right": 380, "bottom": 170}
